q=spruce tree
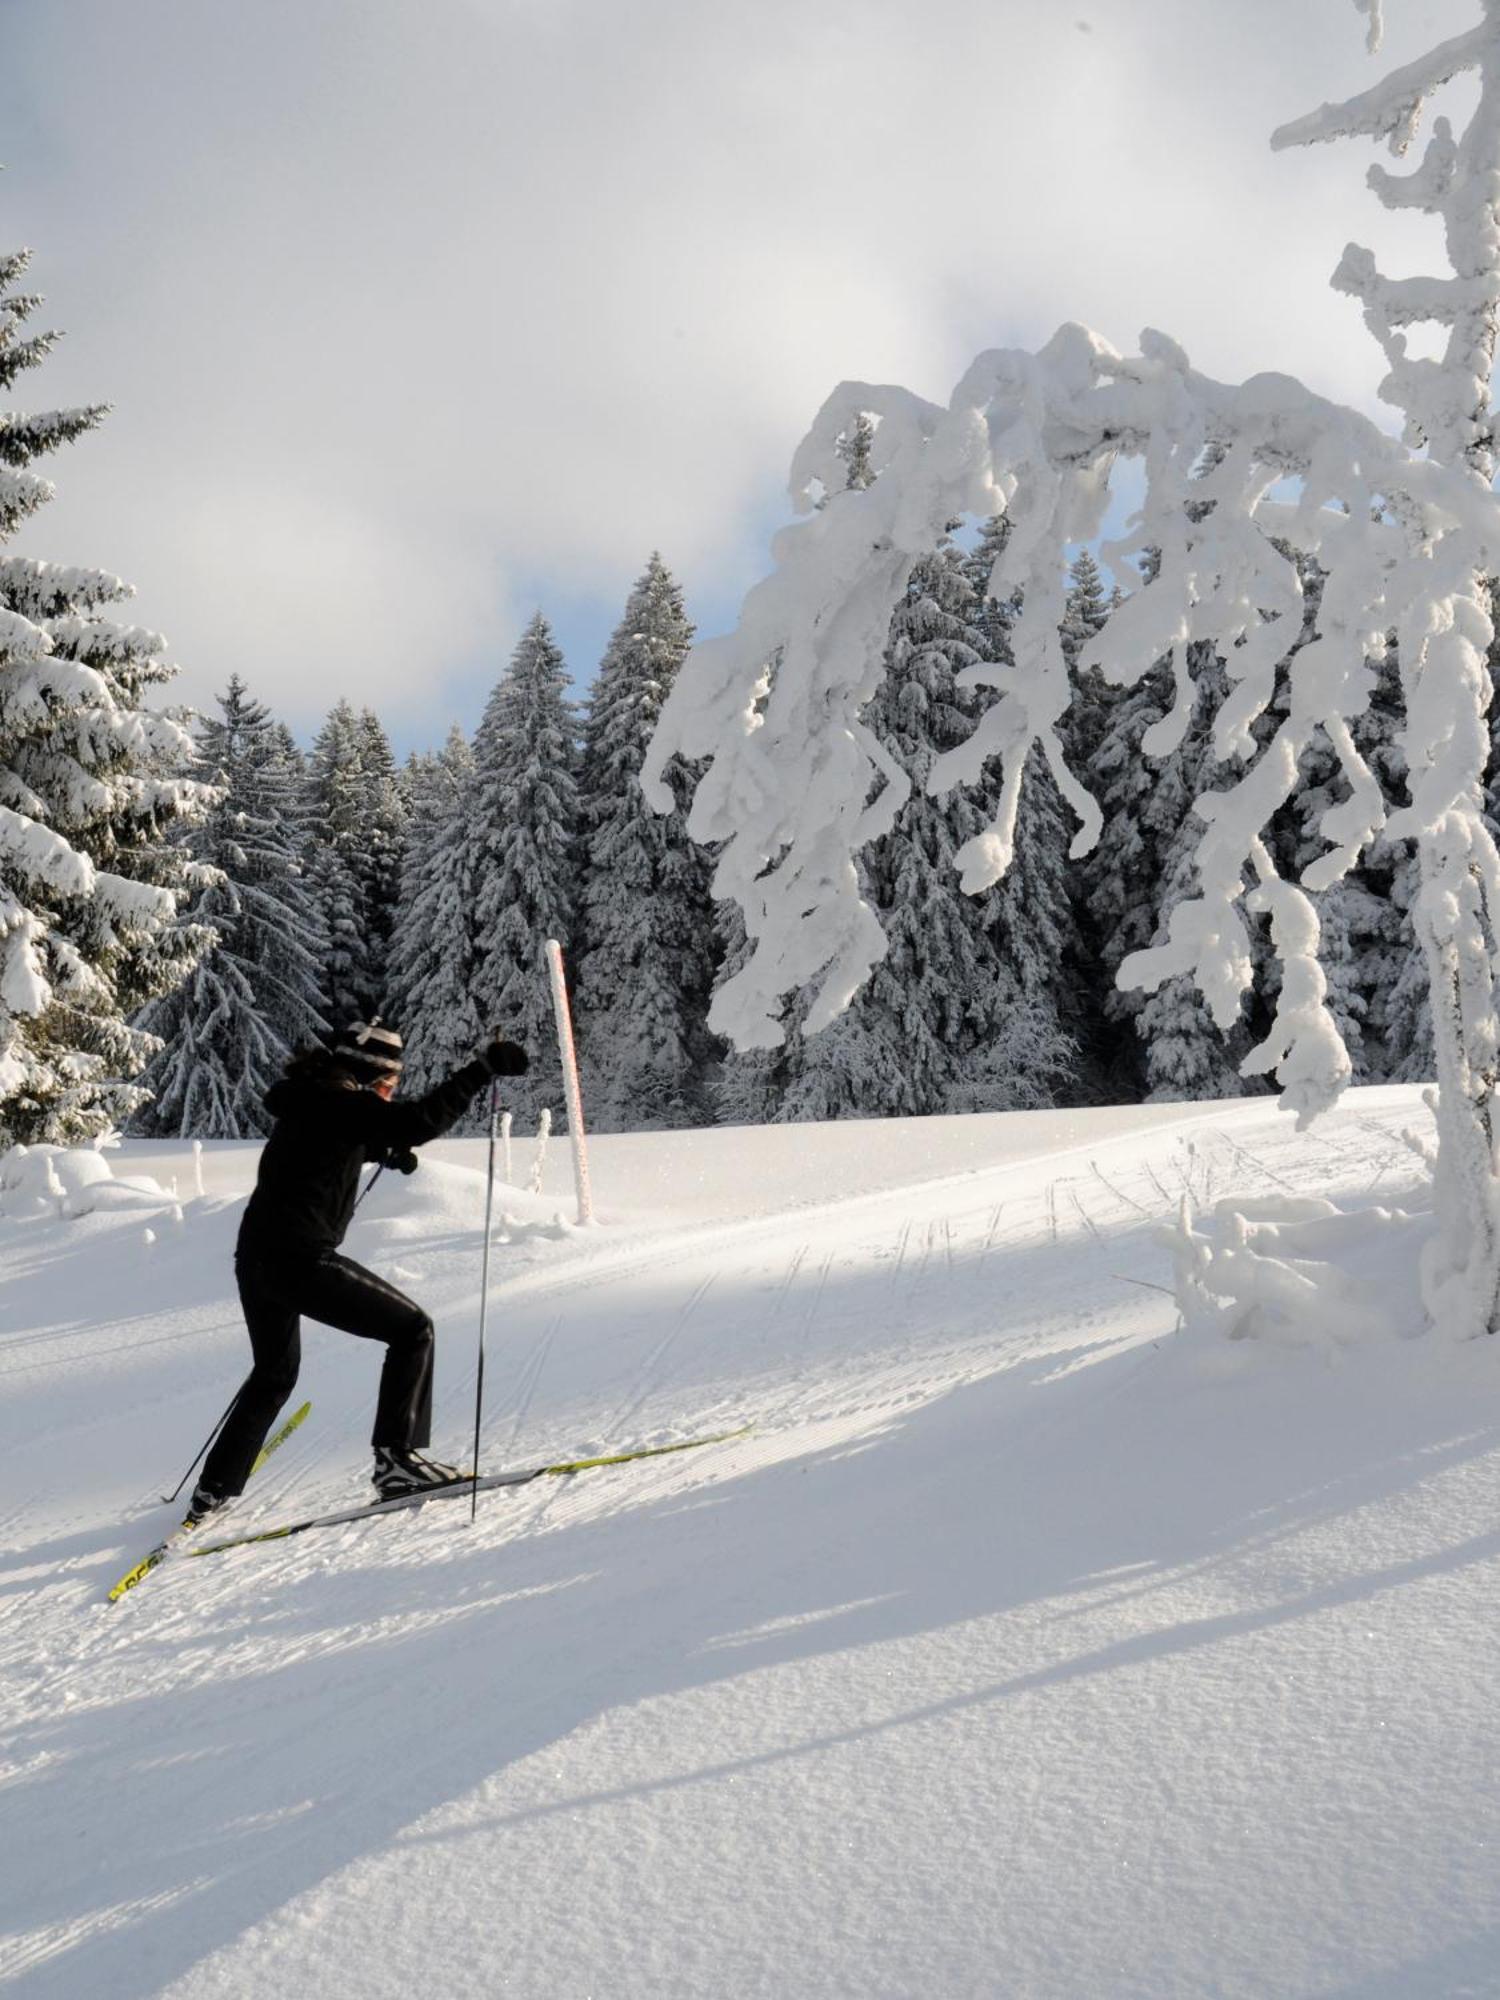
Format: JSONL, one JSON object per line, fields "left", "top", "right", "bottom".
{"left": 304, "top": 701, "right": 406, "bottom": 1023}
{"left": 387, "top": 724, "right": 485, "bottom": 1092}
{"left": 1134, "top": 651, "right": 1263, "bottom": 1102}
{"left": 963, "top": 535, "right": 1090, "bottom": 1105}
{"left": 470, "top": 614, "right": 581, "bottom": 1124}
{"left": 0, "top": 247, "right": 214, "bottom": 1145}
{"left": 1057, "top": 546, "right": 1118, "bottom": 773}
{"left": 835, "top": 411, "right": 877, "bottom": 492}
{"left": 710, "top": 861, "right": 790, "bottom": 1124}
{"left": 131, "top": 678, "right": 327, "bottom": 1135}
{"left": 576, "top": 554, "right": 716, "bottom": 1129}
{"left": 355, "top": 705, "right": 408, "bottom": 987}
{"left": 306, "top": 701, "right": 370, "bottom": 1022}
{"left": 1083, "top": 654, "right": 1178, "bottom": 1098}
{"left": 785, "top": 542, "right": 1077, "bottom": 1119}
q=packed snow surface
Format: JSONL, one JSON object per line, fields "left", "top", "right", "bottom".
{"left": 2, "top": 1090, "right": 1498, "bottom": 1998}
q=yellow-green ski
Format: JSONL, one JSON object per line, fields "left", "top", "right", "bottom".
{"left": 106, "top": 1400, "right": 312, "bottom": 1602}
{"left": 188, "top": 1425, "right": 752, "bottom": 1560}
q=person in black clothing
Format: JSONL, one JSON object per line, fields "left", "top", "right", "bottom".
{"left": 191, "top": 1018, "right": 528, "bottom": 1519}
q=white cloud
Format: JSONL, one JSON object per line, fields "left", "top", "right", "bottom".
{"left": 1, "top": 0, "right": 1477, "bottom": 737}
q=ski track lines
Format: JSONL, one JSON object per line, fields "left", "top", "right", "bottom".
{"left": 0, "top": 1100, "right": 1435, "bottom": 1997}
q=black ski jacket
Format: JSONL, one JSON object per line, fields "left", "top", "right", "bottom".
{"left": 238, "top": 1057, "right": 490, "bottom": 1263}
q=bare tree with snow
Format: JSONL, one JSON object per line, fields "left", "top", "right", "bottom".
{"left": 644, "top": 2, "right": 1500, "bottom": 1340}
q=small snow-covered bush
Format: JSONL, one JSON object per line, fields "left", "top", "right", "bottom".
{"left": 0, "top": 1142, "right": 114, "bottom": 1215}
{"left": 0, "top": 1141, "right": 171, "bottom": 1220}
{"left": 1163, "top": 1187, "right": 1433, "bottom": 1348}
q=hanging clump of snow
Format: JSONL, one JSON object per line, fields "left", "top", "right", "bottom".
{"left": 642, "top": 0, "right": 1500, "bottom": 1341}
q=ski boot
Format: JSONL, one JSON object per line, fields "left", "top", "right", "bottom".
{"left": 186, "top": 1481, "right": 232, "bottom": 1525}
{"left": 372, "top": 1446, "right": 469, "bottom": 1500}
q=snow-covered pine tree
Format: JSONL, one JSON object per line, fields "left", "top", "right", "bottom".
{"left": 470, "top": 613, "right": 581, "bottom": 1125}
{"left": 396, "top": 745, "right": 439, "bottom": 825}
{"left": 1084, "top": 639, "right": 1266, "bottom": 1103}
{"left": 0, "top": 247, "right": 215, "bottom": 1145}
{"left": 710, "top": 894, "right": 793, "bottom": 1123}
{"left": 1367, "top": 624, "right": 1431, "bottom": 1079}
{"left": 304, "top": 700, "right": 406, "bottom": 1024}
{"left": 775, "top": 548, "right": 981, "bottom": 1120}
{"left": 355, "top": 705, "right": 408, "bottom": 990}
{"left": 963, "top": 528, "right": 1092, "bottom": 1106}
{"left": 387, "top": 724, "right": 484, "bottom": 1093}
{"left": 780, "top": 541, "right": 1077, "bottom": 1119}
{"left": 1057, "top": 547, "right": 1117, "bottom": 774}
{"left": 575, "top": 554, "right": 717, "bottom": 1130}
{"left": 305, "top": 701, "right": 371, "bottom": 1022}
{"left": 1081, "top": 647, "right": 1173, "bottom": 1099}
{"left": 131, "top": 677, "right": 327, "bottom": 1136}
{"left": 836, "top": 411, "right": 877, "bottom": 493}
{"left": 1134, "top": 671, "right": 1263, "bottom": 1103}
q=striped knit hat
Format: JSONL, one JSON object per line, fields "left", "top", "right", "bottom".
{"left": 332, "top": 1018, "right": 404, "bottom": 1077}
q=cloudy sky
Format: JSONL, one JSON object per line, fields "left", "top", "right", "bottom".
{"left": 0, "top": 0, "right": 1475, "bottom": 752}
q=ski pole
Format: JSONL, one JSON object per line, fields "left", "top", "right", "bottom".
{"left": 162, "top": 1383, "right": 245, "bottom": 1503}
{"left": 471, "top": 1080, "right": 500, "bottom": 1523}
{"left": 351, "top": 1163, "right": 384, "bottom": 1217}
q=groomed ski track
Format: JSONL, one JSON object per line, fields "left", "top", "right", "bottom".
{"left": 3, "top": 1090, "right": 1499, "bottom": 1998}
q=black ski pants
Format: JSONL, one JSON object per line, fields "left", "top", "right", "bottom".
{"left": 202, "top": 1249, "right": 436, "bottom": 1497}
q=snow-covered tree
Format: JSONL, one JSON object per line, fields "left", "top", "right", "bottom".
{"left": 387, "top": 724, "right": 485, "bottom": 1092}
{"left": 470, "top": 614, "right": 580, "bottom": 1124}
{"left": 1057, "top": 546, "right": 1117, "bottom": 776}
{"left": 575, "top": 555, "right": 717, "bottom": 1129}
{"left": 645, "top": 3, "right": 1500, "bottom": 1339}
{"left": 0, "top": 248, "right": 215, "bottom": 1146}
{"left": 131, "top": 677, "right": 327, "bottom": 1136}
{"left": 355, "top": 705, "right": 408, "bottom": 977}
{"left": 792, "top": 542, "right": 1077, "bottom": 1118}
{"left": 305, "top": 700, "right": 406, "bottom": 1023}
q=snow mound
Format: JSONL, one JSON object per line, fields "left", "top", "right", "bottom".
{"left": 358, "top": 1154, "right": 579, "bottom": 1243}
{"left": 0, "top": 1142, "right": 177, "bottom": 1220}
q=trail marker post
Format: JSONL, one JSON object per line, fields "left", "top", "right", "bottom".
{"left": 545, "top": 938, "right": 593, "bottom": 1225}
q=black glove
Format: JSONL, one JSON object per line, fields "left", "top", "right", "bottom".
{"left": 480, "top": 1037, "right": 529, "bottom": 1078}
{"left": 383, "top": 1147, "right": 419, "bottom": 1175}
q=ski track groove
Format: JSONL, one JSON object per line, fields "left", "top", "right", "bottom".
{"left": 500, "top": 1315, "right": 561, "bottom": 1459}
{"left": 609, "top": 1271, "right": 718, "bottom": 1437}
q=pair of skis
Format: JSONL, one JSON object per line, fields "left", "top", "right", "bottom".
{"left": 188, "top": 1427, "right": 749, "bottom": 1556}
{"left": 107, "top": 1420, "right": 746, "bottom": 1600}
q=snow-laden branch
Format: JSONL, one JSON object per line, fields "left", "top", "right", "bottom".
{"left": 0, "top": 803, "right": 93, "bottom": 902}
{"left": 1271, "top": 21, "right": 1486, "bottom": 155}
{"left": 0, "top": 557, "right": 132, "bottom": 620}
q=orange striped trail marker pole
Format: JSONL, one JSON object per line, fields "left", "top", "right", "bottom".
{"left": 545, "top": 938, "right": 593, "bottom": 1226}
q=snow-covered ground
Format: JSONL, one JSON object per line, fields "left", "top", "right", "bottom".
{"left": 3, "top": 1089, "right": 1498, "bottom": 1999}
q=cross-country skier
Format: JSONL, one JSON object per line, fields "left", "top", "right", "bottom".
{"left": 189, "top": 1019, "right": 529, "bottom": 1520}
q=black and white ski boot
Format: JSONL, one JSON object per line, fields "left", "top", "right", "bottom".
{"left": 186, "top": 1482, "right": 231, "bottom": 1525}
{"left": 372, "top": 1446, "right": 468, "bottom": 1499}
